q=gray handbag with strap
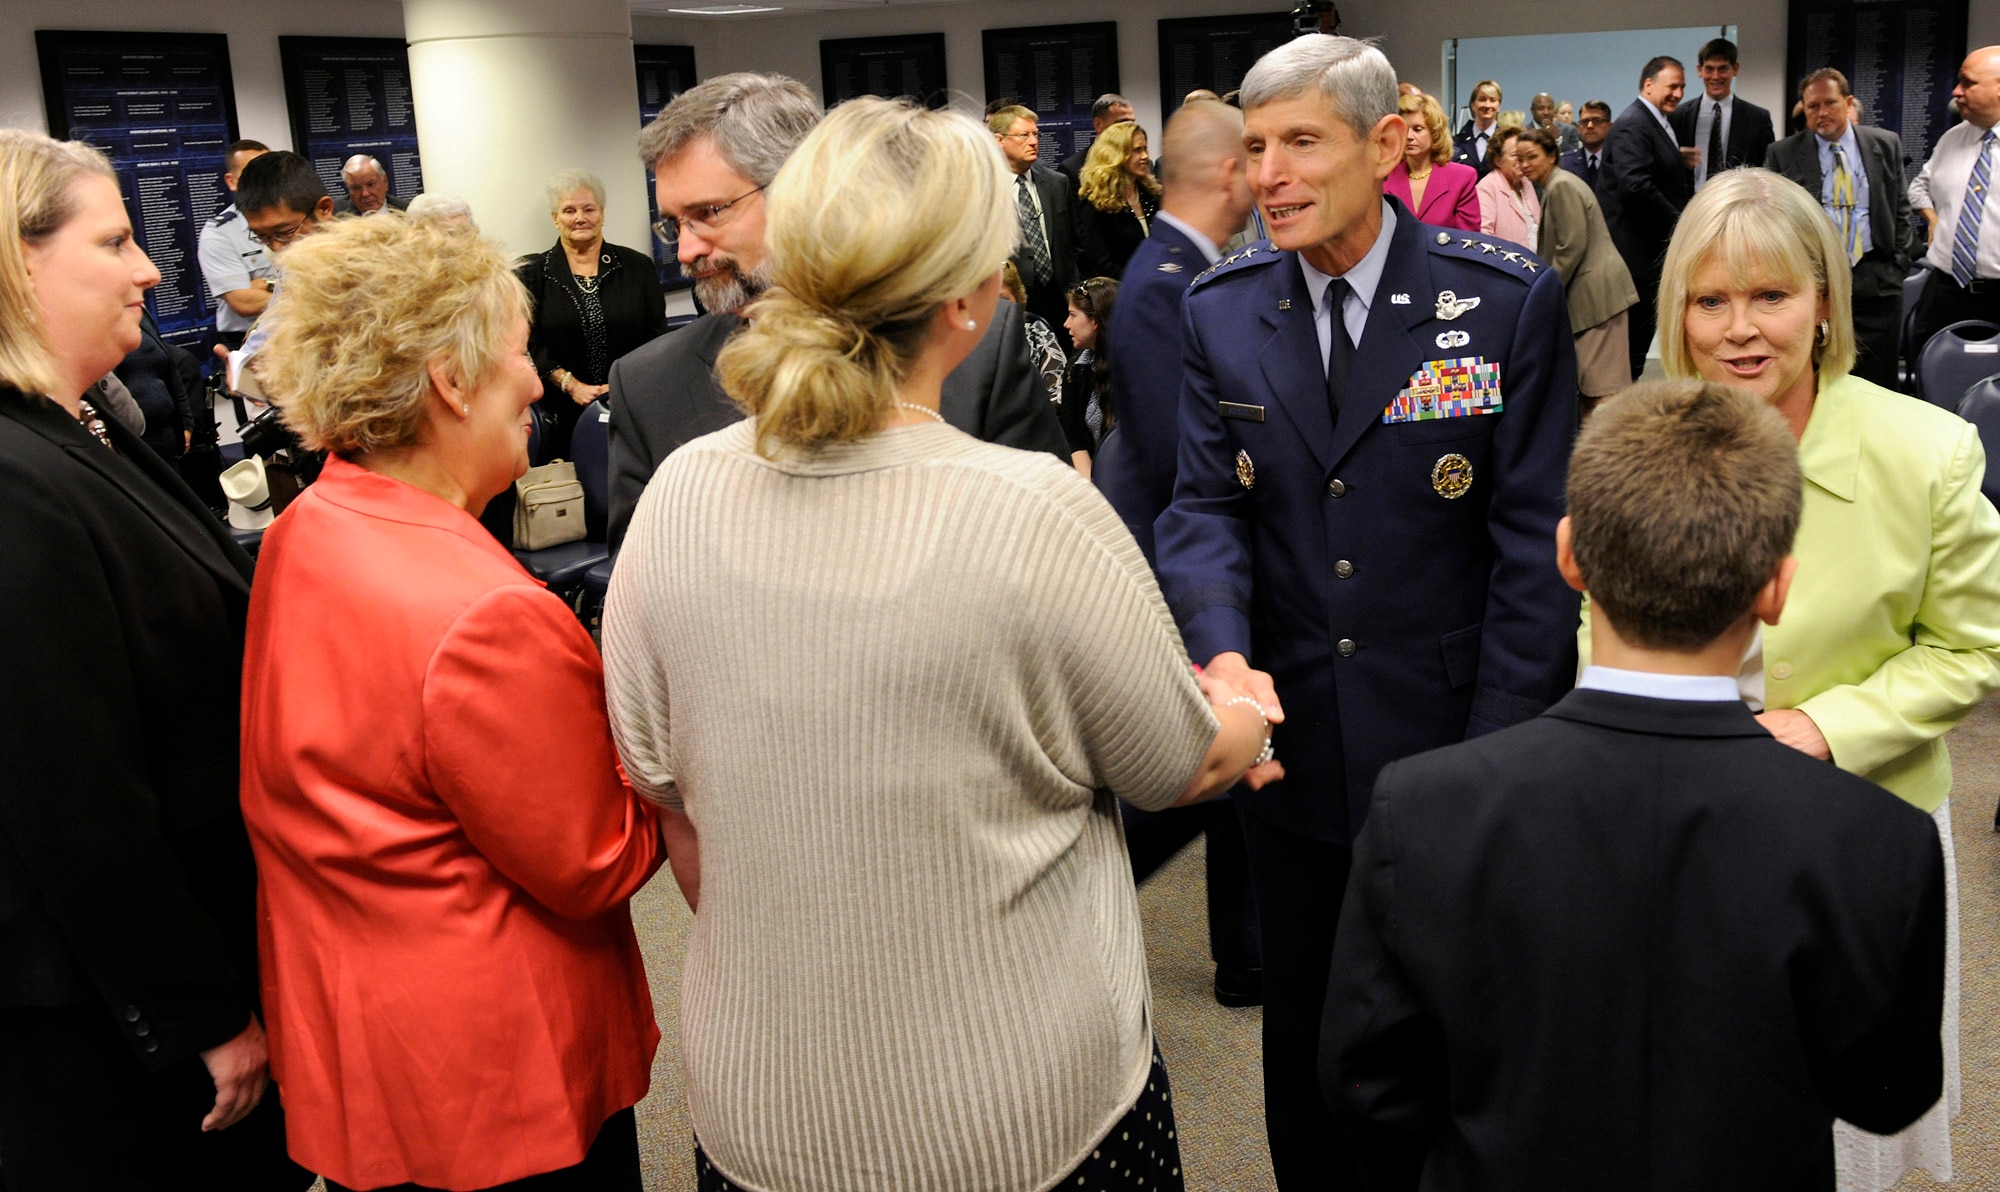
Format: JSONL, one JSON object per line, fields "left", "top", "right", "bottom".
{"left": 512, "top": 458, "right": 586, "bottom": 550}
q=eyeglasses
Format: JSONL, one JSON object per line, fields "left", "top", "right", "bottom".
{"left": 652, "top": 185, "right": 763, "bottom": 248}
{"left": 249, "top": 215, "right": 311, "bottom": 248}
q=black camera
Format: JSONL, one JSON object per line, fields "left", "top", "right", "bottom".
{"left": 1291, "top": 0, "right": 1339, "bottom": 37}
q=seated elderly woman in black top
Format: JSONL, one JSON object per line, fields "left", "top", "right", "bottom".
{"left": 518, "top": 169, "right": 668, "bottom": 459}
{"left": 1075, "top": 121, "right": 1161, "bottom": 279}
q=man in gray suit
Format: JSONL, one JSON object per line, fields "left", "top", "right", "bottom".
{"left": 1765, "top": 68, "right": 1913, "bottom": 388}
{"left": 608, "top": 74, "right": 1069, "bottom": 549}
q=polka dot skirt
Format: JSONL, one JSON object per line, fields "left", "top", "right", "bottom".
{"left": 694, "top": 1046, "right": 1185, "bottom": 1192}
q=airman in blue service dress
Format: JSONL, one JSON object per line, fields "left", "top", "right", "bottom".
{"left": 1154, "top": 195, "right": 1580, "bottom": 1186}
{"left": 1096, "top": 214, "right": 1263, "bottom": 1007}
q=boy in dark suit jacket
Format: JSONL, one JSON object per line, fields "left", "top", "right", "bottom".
{"left": 1320, "top": 380, "right": 1946, "bottom": 1191}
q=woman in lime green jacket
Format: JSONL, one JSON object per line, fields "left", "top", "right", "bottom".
{"left": 1652, "top": 167, "right": 2000, "bottom": 1190}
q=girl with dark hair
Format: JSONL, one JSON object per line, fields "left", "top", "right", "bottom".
{"left": 1063, "top": 275, "right": 1120, "bottom": 460}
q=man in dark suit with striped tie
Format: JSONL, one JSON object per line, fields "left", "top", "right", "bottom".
{"left": 1671, "top": 38, "right": 1775, "bottom": 193}
{"left": 991, "top": 104, "right": 1083, "bottom": 353}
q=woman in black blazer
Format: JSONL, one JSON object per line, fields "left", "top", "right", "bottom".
{"left": 519, "top": 169, "right": 670, "bottom": 460}
{"left": 0, "top": 130, "right": 310, "bottom": 1190}
{"left": 1075, "top": 121, "right": 1162, "bottom": 280}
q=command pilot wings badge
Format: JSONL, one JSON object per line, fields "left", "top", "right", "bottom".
{"left": 1434, "top": 290, "right": 1481, "bottom": 321}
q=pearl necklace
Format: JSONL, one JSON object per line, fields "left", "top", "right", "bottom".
{"left": 891, "top": 401, "right": 944, "bottom": 424}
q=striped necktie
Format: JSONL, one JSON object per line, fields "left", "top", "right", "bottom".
{"left": 1015, "top": 174, "right": 1053, "bottom": 286}
{"left": 1831, "top": 145, "right": 1862, "bottom": 266}
{"left": 1952, "top": 130, "right": 1994, "bottom": 288}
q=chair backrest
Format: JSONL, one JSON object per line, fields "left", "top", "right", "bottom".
{"left": 1899, "top": 271, "right": 1928, "bottom": 388}
{"left": 1916, "top": 320, "right": 2000, "bottom": 412}
{"left": 1956, "top": 375, "right": 2000, "bottom": 512}
{"left": 571, "top": 399, "right": 612, "bottom": 526}
{"left": 526, "top": 402, "right": 550, "bottom": 467}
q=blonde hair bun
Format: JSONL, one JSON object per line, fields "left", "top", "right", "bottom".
{"left": 718, "top": 97, "right": 1018, "bottom": 456}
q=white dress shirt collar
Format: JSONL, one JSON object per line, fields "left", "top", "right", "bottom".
{"left": 1577, "top": 666, "right": 1744, "bottom": 702}
{"left": 1638, "top": 96, "right": 1677, "bottom": 142}
{"left": 1298, "top": 200, "right": 1397, "bottom": 363}
{"left": 1154, "top": 209, "right": 1223, "bottom": 266}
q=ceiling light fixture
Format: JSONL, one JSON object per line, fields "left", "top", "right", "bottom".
{"left": 664, "top": 4, "right": 784, "bottom": 12}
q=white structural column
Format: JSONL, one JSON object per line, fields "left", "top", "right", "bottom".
{"left": 404, "top": 0, "right": 651, "bottom": 259}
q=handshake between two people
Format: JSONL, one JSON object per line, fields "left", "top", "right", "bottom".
{"left": 1176, "top": 651, "right": 1287, "bottom": 807}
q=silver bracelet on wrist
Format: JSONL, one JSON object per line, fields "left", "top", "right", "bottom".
{"left": 1222, "top": 695, "right": 1276, "bottom": 767}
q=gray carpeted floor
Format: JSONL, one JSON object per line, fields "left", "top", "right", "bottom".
{"left": 624, "top": 699, "right": 2000, "bottom": 1191}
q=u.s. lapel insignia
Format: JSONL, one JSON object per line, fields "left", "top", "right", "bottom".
{"left": 1432, "top": 453, "right": 1473, "bottom": 499}
{"left": 1389, "top": 293, "right": 1411, "bottom": 305}
{"left": 1435, "top": 290, "right": 1481, "bottom": 320}
{"left": 1235, "top": 449, "right": 1256, "bottom": 489}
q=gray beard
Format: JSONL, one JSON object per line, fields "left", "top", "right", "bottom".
{"left": 695, "top": 262, "right": 771, "bottom": 316}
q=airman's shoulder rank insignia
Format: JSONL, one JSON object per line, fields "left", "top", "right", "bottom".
{"left": 1190, "top": 239, "right": 1281, "bottom": 291}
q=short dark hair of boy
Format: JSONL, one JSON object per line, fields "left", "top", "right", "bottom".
{"left": 1568, "top": 380, "right": 1801, "bottom": 651}
{"left": 236, "top": 150, "right": 329, "bottom": 218}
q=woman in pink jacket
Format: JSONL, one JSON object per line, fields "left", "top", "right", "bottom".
{"left": 1383, "top": 91, "right": 1479, "bottom": 231}
{"left": 1476, "top": 125, "right": 1543, "bottom": 253}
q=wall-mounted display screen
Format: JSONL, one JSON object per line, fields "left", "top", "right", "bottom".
{"left": 982, "top": 22, "right": 1120, "bottom": 167}
{"left": 279, "top": 36, "right": 425, "bottom": 210}
{"left": 635, "top": 43, "right": 698, "bottom": 288}
{"left": 1786, "top": 0, "right": 1967, "bottom": 166}
{"left": 37, "top": 29, "right": 240, "bottom": 346}
{"left": 1157, "top": 13, "right": 1292, "bottom": 118}
{"left": 820, "top": 33, "right": 949, "bottom": 110}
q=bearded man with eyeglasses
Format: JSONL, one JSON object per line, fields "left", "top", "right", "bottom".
{"left": 606, "top": 72, "right": 1071, "bottom": 549}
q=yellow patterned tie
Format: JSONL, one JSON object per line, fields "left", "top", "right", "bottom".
{"left": 1831, "top": 145, "right": 1862, "bottom": 266}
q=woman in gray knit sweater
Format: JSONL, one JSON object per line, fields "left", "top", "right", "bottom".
{"left": 602, "top": 97, "right": 1282, "bottom": 1192}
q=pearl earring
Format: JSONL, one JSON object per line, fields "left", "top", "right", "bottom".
{"left": 461, "top": 404, "right": 470, "bottom": 415}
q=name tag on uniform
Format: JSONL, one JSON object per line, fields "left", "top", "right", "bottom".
{"left": 1219, "top": 402, "right": 1266, "bottom": 422}
{"left": 1382, "top": 356, "right": 1504, "bottom": 424}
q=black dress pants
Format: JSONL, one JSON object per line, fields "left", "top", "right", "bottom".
{"left": 1911, "top": 267, "right": 2000, "bottom": 370}
{"left": 323, "top": 1107, "right": 641, "bottom": 1192}
{"left": 1237, "top": 808, "right": 1363, "bottom": 1191}
{"left": 1121, "top": 798, "right": 1261, "bottom": 973}
{"left": 0, "top": 1005, "right": 312, "bottom": 1192}
{"left": 1850, "top": 255, "right": 1907, "bottom": 391}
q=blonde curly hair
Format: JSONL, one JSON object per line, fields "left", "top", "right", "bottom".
{"left": 253, "top": 215, "right": 529, "bottom": 455}
{"left": 1078, "top": 120, "right": 1160, "bottom": 214}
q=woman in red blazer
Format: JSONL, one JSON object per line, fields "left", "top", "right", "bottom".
{"left": 1384, "top": 91, "right": 1480, "bottom": 232}
{"left": 239, "top": 215, "right": 675, "bottom": 1191}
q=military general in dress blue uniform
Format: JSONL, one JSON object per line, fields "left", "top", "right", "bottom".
{"left": 1152, "top": 36, "right": 1581, "bottom": 1189}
